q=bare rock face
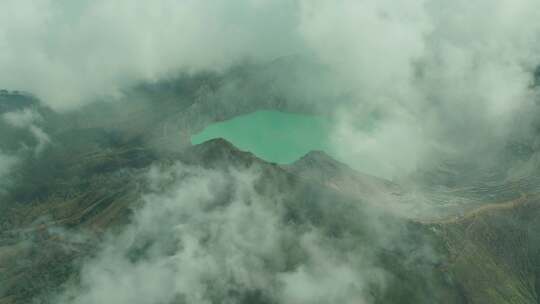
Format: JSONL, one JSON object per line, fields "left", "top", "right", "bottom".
{"left": 286, "top": 150, "right": 401, "bottom": 200}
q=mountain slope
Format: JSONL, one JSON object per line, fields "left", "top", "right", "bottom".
{"left": 0, "top": 138, "right": 463, "bottom": 304}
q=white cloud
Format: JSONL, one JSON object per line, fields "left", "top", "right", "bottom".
{"left": 2, "top": 108, "right": 50, "bottom": 154}
{"left": 0, "top": 0, "right": 303, "bottom": 111}
{"left": 55, "top": 162, "right": 388, "bottom": 304}
{"left": 3, "top": 1, "right": 540, "bottom": 178}
{"left": 3, "top": 107, "right": 42, "bottom": 128}
{"left": 298, "top": 0, "right": 540, "bottom": 178}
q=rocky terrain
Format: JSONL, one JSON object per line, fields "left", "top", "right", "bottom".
{"left": 1, "top": 76, "right": 540, "bottom": 303}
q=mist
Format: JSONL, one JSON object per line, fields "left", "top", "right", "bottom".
{"left": 53, "top": 162, "right": 437, "bottom": 304}
{"left": 0, "top": 0, "right": 303, "bottom": 111}
{"left": 2, "top": 1, "right": 540, "bottom": 303}
{"left": 3, "top": 0, "right": 540, "bottom": 178}
{"left": 302, "top": 0, "right": 540, "bottom": 178}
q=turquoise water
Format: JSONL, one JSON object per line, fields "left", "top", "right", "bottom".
{"left": 191, "top": 110, "right": 333, "bottom": 164}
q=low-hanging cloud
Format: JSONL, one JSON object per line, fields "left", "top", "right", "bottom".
{"left": 0, "top": 0, "right": 303, "bottom": 111}
{"left": 4, "top": 2, "right": 533, "bottom": 301}
{"left": 53, "top": 162, "right": 396, "bottom": 304}
{"left": 2, "top": 108, "right": 51, "bottom": 154}
{"left": 3, "top": 1, "right": 540, "bottom": 179}
{"left": 299, "top": 0, "right": 540, "bottom": 178}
